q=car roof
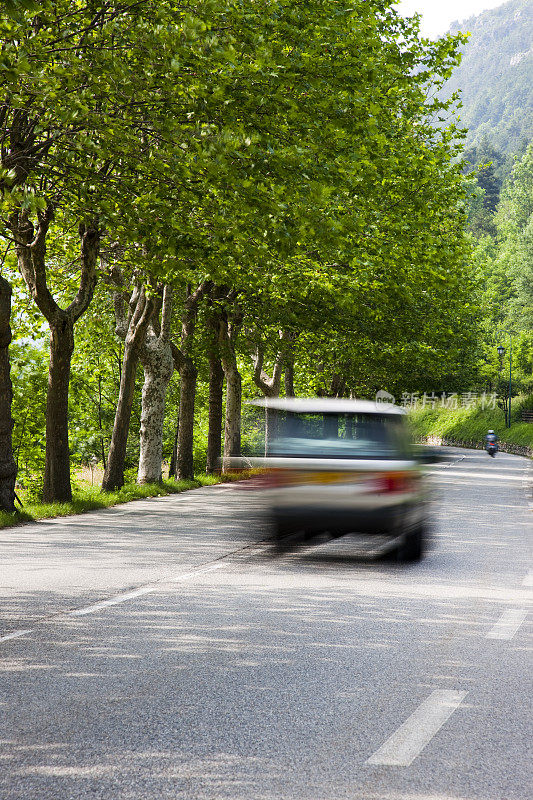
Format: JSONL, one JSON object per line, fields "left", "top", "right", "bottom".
{"left": 249, "top": 397, "right": 405, "bottom": 416}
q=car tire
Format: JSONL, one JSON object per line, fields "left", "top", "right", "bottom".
{"left": 271, "top": 517, "right": 305, "bottom": 552}
{"left": 397, "top": 526, "right": 425, "bottom": 562}
{"left": 271, "top": 517, "right": 285, "bottom": 541}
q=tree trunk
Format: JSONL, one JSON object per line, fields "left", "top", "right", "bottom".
{"left": 284, "top": 362, "right": 295, "bottom": 397}
{"left": 176, "top": 359, "right": 197, "bottom": 480}
{"left": 102, "top": 286, "right": 153, "bottom": 491}
{"left": 0, "top": 277, "right": 16, "bottom": 512}
{"left": 223, "top": 364, "right": 242, "bottom": 462}
{"left": 218, "top": 305, "right": 243, "bottom": 468}
{"left": 170, "top": 281, "right": 212, "bottom": 481}
{"left": 101, "top": 338, "right": 139, "bottom": 491}
{"left": 206, "top": 352, "right": 224, "bottom": 473}
{"left": 169, "top": 408, "right": 179, "bottom": 478}
{"left": 138, "top": 334, "right": 174, "bottom": 484}
{"left": 10, "top": 209, "right": 100, "bottom": 502}
{"left": 42, "top": 315, "right": 75, "bottom": 502}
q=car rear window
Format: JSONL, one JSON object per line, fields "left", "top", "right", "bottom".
{"left": 268, "top": 411, "right": 409, "bottom": 459}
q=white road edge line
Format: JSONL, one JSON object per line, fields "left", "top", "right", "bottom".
{"left": 486, "top": 609, "right": 528, "bottom": 640}
{"left": 0, "top": 628, "right": 33, "bottom": 643}
{"left": 366, "top": 690, "right": 467, "bottom": 767}
{"left": 70, "top": 562, "right": 226, "bottom": 617}
{"left": 170, "top": 563, "right": 225, "bottom": 582}
{"left": 69, "top": 586, "right": 156, "bottom": 616}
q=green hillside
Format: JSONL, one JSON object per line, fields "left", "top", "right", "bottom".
{"left": 443, "top": 0, "right": 532, "bottom": 154}
{"left": 409, "top": 395, "right": 533, "bottom": 456}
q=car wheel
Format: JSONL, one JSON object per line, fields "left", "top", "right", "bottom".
{"left": 271, "top": 517, "right": 286, "bottom": 541}
{"left": 397, "top": 526, "right": 425, "bottom": 562}
{"left": 271, "top": 517, "right": 304, "bottom": 552}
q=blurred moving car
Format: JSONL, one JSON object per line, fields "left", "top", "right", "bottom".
{"left": 247, "top": 398, "right": 435, "bottom": 561}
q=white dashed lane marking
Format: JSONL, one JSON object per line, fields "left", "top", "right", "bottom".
{"left": 522, "top": 571, "right": 533, "bottom": 587}
{"left": 367, "top": 690, "right": 468, "bottom": 767}
{"left": 0, "top": 628, "right": 32, "bottom": 643}
{"left": 485, "top": 609, "right": 528, "bottom": 640}
{"left": 432, "top": 471, "right": 527, "bottom": 484}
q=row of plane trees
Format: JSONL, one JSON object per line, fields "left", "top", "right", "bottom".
{"left": 0, "top": 0, "right": 479, "bottom": 509}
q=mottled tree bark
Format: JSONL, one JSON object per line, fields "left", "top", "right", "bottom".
{"left": 224, "top": 364, "right": 242, "bottom": 462}
{"left": 138, "top": 346, "right": 174, "bottom": 483}
{"left": 0, "top": 277, "right": 16, "bottom": 512}
{"left": 10, "top": 209, "right": 100, "bottom": 502}
{"left": 218, "top": 302, "right": 243, "bottom": 467}
{"left": 102, "top": 285, "right": 153, "bottom": 491}
{"left": 137, "top": 286, "right": 174, "bottom": 484}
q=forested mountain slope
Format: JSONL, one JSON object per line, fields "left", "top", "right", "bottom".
{"left": 444, "top": 0, "right": 532, "bottom": 153}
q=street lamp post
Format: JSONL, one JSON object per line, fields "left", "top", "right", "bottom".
{"left": 497, "top": 345, "right": 506, "bottom": 427}
{"left": 497, "top": 341, "right": 513, "bottom": 429}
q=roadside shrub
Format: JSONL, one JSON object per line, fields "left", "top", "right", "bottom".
{"left": 20, "top": 473, "right": 44, "bottom": 503}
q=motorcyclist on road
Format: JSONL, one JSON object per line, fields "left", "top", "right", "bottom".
{"left": 485, "top": 430, "right": 499, "bottom": 456}
{"left": 485, "top": 430, "right": 498, "bottom": 445}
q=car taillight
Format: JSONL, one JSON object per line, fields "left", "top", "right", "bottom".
{"left": 378, "top": 472, "right": 414, "bottom": 493}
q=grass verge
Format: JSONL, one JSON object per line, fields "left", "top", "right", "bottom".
{"left": 1, "top": 472, "right": 253, "bottom": 531}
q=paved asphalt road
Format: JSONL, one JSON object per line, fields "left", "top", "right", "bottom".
{"left": 1, "top": 448, "right": 532, "bottom": 800}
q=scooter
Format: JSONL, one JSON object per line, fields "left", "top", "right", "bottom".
{"left": 485, "top": 442, "right": 498, "bottom": 457}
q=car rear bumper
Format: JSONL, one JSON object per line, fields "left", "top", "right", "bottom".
{"left": 271, "top": 503, "right": 422, "bottom": 535}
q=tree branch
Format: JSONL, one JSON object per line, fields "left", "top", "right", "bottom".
{"left": 10, "top": 206, "right": 59, "bottom": 324}
{"left": 160, "top": 284, "right": 173, "bottom": 342}
{"left": 252, "top": 332, "right": 288, "bottom": 397}
{"left": 66, "top": 219, "right": 100, "bottom": 322}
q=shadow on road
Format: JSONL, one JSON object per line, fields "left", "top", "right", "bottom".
{"left": 1, "top": 564, "right": 526, "bottom": 800}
